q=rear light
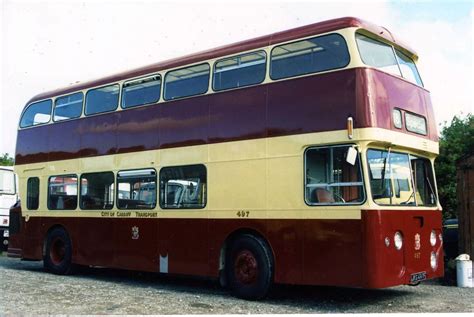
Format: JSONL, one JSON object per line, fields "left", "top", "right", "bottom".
{"left": 430, "top": 230, "right": 437, "bottom": 246}
{"left": 394, "top": 231, "right": 403, "bottom": 250}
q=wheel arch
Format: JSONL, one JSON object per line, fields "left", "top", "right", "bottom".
{"left": 218, "top": 227, "right": 275, "bottom": 286}
{"left": 42, "top": 224, "right": 72, "bottom": 258}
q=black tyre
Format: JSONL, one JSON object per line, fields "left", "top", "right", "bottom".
{"left": 225, "top": 234, "right": 274, "bottom": 300}
{"left": 44, "top": 227, "right": 73, "bottom": 275}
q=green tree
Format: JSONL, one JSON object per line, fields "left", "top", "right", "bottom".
{"left": 0, "top": 153, "right": 14, "bottom": 166}
{"left": 435, "top": 114, "right": 474, "bottom": 219}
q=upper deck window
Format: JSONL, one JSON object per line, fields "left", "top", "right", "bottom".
{"left": 20, "top": 99, "right": 52, "bottom": 128}
{"left": 122, "top": 75, "right": 161, "bottom": 108}
{"left": 54, "top": 92, "right": 83, "bottom": 121}
{"left": 85, "top": 84, "right": 120, "bottom": 116}
{"left": 213, "top": 51, "right": 266, "bottom": 91}
{"left": 270, "top": 33, "right": 350, "bottom": 80}
{"left": 395, "top": 50, "right": 423, "bottom": 86}
{"left": 164, "top": 63, "right": 210, "bottom": 100}
{"left": 356, "top": 33, "right": 423, "bottom": 86}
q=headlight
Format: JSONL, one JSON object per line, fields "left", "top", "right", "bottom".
{"left": 430, "top": 230, "right": 437, "bottom": 246}
{"left": 394, "top": 231, "right": 403, "bottom": 250}
{"left": 430, "top": 252, "right": 437, "bottom": 269}
{"left": 384, "top": 237, "right": 390, "bottom": 247}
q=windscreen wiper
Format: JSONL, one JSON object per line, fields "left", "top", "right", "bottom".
{"left": 380, "top": 147, "right": 392, "bottom": 203}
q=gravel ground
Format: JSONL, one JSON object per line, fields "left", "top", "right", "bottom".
{"left": 0, "top": 253, "right": 472, "bottom": 315}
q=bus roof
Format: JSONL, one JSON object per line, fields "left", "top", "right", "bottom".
{"left": 27, "top": 16, "right": 416, "bottom": 104}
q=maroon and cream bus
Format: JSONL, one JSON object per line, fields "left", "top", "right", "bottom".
{"left": 9, "top": 17, "right": 443, "bottom": 299}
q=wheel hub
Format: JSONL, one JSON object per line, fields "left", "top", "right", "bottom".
{"left": 234, "top": 250, "right": 258, "bottom": 284}
{"left": 50, "top": 237, "right": 66, "bottom": 265}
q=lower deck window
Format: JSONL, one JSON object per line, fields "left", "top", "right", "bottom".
{"left": 305, "top": 145, "right": 365, "bottom": 205}
{"left": 117, "top": 169, "right": 156, "bottom": 209}
{"left": 27, "top": 177, "right": 39, "bottom": 210}
{"left": 48, "top": 175, "right": 78, "bottom": 210}
{"left": 80, "top": 172, "right": 114, "bottom": 210}
{"left": 160, "top": 164, "right": 206, "bottom": 209}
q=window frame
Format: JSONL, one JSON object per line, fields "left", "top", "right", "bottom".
{"left": 404, "top": 111, "right": 428, "bottom": 135}
{"left": 303, "top": 144, "right": 366, "bottom": 206}
{"left": 121, "top": 74, "right": 162, "bottom": 109}
{"left": 116, "top": 168, "right": 157, "bottom": 210}
{"left": 79, "top": 171, "right": 115, "bottom": 210}
{"left": 395, "top": 49, "right": 424, "bottom": 87}
{"left": 159, "top": 164, "right": 207, "bottom": 210}
{"left": 269, "top": 33, "right": 350, "bottom": 81}
{"left": 163, "top": 63, "right": 210, "bottom": 101}
{"left": 26, "top": 177, "right": 40, "bottom": 210}
{"left": 84, "top": 83, "right": 120, "bottom": 116}
{"left": 47, "top": 174, "right": 78, "bottom": 211}
{"left": 53, "top": 92, "right": 84, "bottom": 122}
{"left": 212, "top": 50, "right": 267, "bottom": 92}
{"left": 19, "top": 99, "right": 53, "bottom": 129}
{"left": 366, "top": 148, "right": 437, "bottom": 207}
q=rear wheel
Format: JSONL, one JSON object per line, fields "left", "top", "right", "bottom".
{"left": 225, "top": 234, "right": 273, "bottom": 300}
{"left": 44, "top": 227, "right": 73, "bottom": 275}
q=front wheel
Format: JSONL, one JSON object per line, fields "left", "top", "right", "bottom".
{"left": 225, "top": 234, "right": 274, "bottom": 300}
{"left": 44, "top": 227, "right": 73, "bottom": 275}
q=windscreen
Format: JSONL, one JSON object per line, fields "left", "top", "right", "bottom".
{"left": 367, "top": 149, "right": 437, "bottom": 206}
{"left": 356, "top": 33, "right": 423, "bottom": 86}
{"left": 0, "top": 169, "right": 16, "bottom": 195}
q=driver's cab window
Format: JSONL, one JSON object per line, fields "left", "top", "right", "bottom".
{"left": 305, "top": 145, "right": 365, "bottom": 205}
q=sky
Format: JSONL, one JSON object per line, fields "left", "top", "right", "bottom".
{"left": 0, "top": 0, "right": 473, "bottom": 156}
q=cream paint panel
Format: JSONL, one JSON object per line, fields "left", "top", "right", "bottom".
{"left": 160, "top": 144, "right": 208, "bottom": 166}
{"left": 17, "top": 127, "right": 439, "bottom": 219}
{"left": 116, "top": 151, "right": 158, "bottom": 170}
{"left": 267, "top": 130, "right": 349, "bottom": 157}
{"left": 209, "top": 138, "right": 266, "bottom": 162}
{"left": 81, "top": 154, "right": 115, "bottom": 172}
{"left": 208, "top": 159, "right": 266, "bottom": 212}
{"left": 266, "top": 155, "right": 302, "bottom": 210}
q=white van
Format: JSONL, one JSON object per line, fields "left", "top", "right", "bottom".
{"left": 0, "top": 167, "right": 18, "bottom": 251}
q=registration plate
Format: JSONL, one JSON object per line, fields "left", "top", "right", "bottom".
{"left": 410, "top": 271, "right": 426, "bottom": 283}
{"left": 3, "top": 230, "right": 8, "bottom": 238}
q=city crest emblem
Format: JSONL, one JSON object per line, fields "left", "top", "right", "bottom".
{"left": 414, "top": 233, "right": 421, "bottom": 250}
{"left": 132, "top": 226, "right": 139, "bottom": 240}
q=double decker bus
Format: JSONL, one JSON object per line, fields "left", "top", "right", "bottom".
{"left": 8, "top": 17, "right": 443, "bottom": 299}
{"left": 1, "top": 166, "right": 17, "bottom": 251}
